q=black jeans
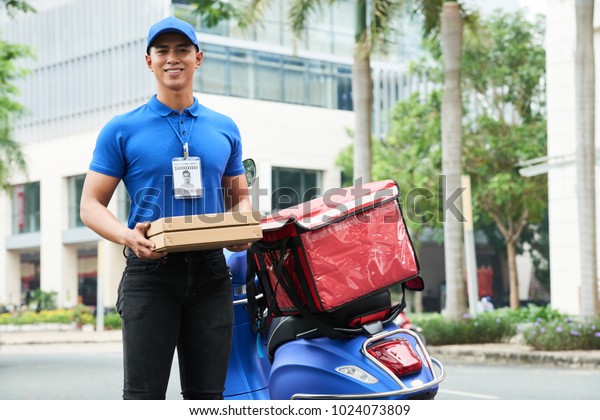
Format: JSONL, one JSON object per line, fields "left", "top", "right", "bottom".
{"left": 116, "top": 249, "right": 233, "bottom": 400}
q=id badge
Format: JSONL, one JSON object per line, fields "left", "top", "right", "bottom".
{"left": 172, "top": 156, "right": 202, "bottom": 199}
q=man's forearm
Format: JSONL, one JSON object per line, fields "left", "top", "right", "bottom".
{"left": 81, "top": 201, "right": 130, "bottom": 246}
{"left": 227, "top": 195, "right": 253, "bottom": 213}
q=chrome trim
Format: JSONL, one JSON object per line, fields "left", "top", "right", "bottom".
{"left": 290, "top": 328, "right": 445, "bottom": 400}
{"left": 291, "top": 357, "right": 444, "bottom": 400}
{"left": 232, "top": 293, "right": 263, "bottom": 306}
{"left": 233, "top": 298, "right": 248, "bottom": 306}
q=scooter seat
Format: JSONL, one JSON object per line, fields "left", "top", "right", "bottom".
{"left": 266, "top": 289, "right": 393, "bottom": 361}
{"left": 267, "top": 316, "right": 319, "bottom": 361}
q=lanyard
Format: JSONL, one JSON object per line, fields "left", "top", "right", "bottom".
{"left": 166, "top": 113, "right": 196, "bottom": 158}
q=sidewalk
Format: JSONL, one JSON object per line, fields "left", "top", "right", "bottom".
{"left": 1, "top": 329, "right": 600, "bottom": 370}
{"left": 0, "top": 329, "right": 122, "bottom": 346}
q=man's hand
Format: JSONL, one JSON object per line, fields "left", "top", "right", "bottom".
{"left": 226, "top": 242, "right": 252, "bottom": 253}
{"left": 126, "top": 222, "right": 168, "bottom": 259}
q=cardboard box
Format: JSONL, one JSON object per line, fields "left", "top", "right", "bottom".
{"left": 147, "top": 211, "right": 262, "bottom": 252}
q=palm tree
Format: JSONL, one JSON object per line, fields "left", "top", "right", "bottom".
{"left": 411, "top": 0, "right": 467, "bottom": 318}
{"left": 438, "top": 1, "right": 466, "bottom": 319}
{"left": 575, "top": 0, "right": 600, "bottom": 317}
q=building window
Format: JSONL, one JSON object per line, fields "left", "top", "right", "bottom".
{"left": 12, "top": 182, "right": 40, "bottom": 234}
{"left": 308, "top": 61, "right": 333, "bottom": 108}
{"left": 230, "top": 50, "right": 252, "bottom": 98}
{"left": 256, "top": 53, "right": 283, "bottom": 102}
{"left": 78, "top": 251, "right": 97, "bottom": 306}
{"left": 271, "top": 167, "right": 322, "bottom": 210}
{"left": 20, "top": 252, "right": 40, "bottom": 306}
{"left": 336, "top": 66, "right": 353, "bottom": 110}
{"left": 68, "top": 174, "right": 86, "bottom": 228}
{"left": 198, "top": 44, "right": 228, "bottom": 95}
{"left": 283, "top": 58, "right": 306, "bottom": 105}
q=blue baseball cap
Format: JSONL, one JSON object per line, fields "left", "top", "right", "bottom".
{"left": 146, "top": 16, "right": 199, "bottom": 54}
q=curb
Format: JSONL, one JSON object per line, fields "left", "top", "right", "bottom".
{"left": 429, "top": 343, "right": 600, "bottom": 370}
{"left": 0, "top": 330, "right": 122, "bottom": 346}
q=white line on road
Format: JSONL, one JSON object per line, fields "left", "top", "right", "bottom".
{"left": 438, "top": 389, "right": 500, "bottom": 399}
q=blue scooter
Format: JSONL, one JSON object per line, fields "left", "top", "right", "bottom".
{"left": 222, "top": 249, "right": 445, "bottom": 400}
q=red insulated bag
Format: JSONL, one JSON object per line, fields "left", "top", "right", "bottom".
{"left": 246, "top": 180, "right": 424, "bottom": 331}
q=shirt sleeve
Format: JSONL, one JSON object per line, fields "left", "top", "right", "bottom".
{"left": 89, "top": 116, "right": 127, "bottom": 179}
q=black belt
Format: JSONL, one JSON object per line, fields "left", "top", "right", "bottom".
{"left": 123, "top": 246, "right": 220, "bottom": 260}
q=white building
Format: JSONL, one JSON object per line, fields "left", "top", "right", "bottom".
{"left": 543, "top": 0, "right": 600, "bottom": 315}
{"left": 0, "top": 0, "right": 428, "bottom": 310}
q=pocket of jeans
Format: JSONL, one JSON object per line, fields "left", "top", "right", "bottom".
{"left": 205, "top": 251, "right": 231, "bottom": 279}
{"left": 125, "top": 256, "right": 162, "bottom": 274}
{"left": 115, "top": 272, "right": 125, "bottom": 315}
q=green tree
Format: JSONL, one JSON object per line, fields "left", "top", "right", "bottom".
{"left": 336, "top": 90, "right": 443, "bottom": 313}
{"left": 373, "top": 9, "right": 547, "bottom": 310}
{"left": 460, "top": 11, "right": 546, "bottom": 309}
{"left": 0, "top": 0, "right": 34, "bottom": 189}
{"left": 337, "top": 91, "right": 443, "bottom": 247}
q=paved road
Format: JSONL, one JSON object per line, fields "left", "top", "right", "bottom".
{"left": 1, "top": 342, "right": 599, "bottom": 400}
{"left": 0, "top": 343, "right": 181, "bottom": 400}
{"left": 437, "top": 361, "right": 600, "bottom": 400}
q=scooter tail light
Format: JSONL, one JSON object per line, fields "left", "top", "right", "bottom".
{"left": 367, "top": 338, "right": 422, "bottom": 377}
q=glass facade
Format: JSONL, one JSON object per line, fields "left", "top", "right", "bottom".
{"left": 174, "top": 0, "right": 427, "bottom": 133}
{"left": 196, "top": 44, "right": 353, "bottom": 110}
{"left": 173, "top": 0, "right": 423, "bottom": 60}
{"left": 12, "top": 182, "right": 40, "bottom": 234}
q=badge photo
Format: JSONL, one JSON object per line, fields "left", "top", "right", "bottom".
{"left": 172, "top": 157, "right": 203, "bottom": 199}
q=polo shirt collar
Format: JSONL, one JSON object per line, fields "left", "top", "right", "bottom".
{"left": 148, "top": 95, "right": 200, "bottom": 117}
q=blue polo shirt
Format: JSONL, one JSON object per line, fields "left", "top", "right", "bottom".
{"left": 89, "top": 95, "right": 245, "bottom": 228}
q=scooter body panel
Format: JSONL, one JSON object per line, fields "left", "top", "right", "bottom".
{"left": 224, "top": 320, "right": 271, "bottom": 399}
{"left": 268, "top": 323, "right": 438, "bottom": 400}
{"left": 224, "top": 250, "right": 271, "bottom": 399}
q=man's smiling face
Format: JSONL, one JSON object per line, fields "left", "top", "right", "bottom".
{"left": 145, "top": 32, "right": 202, "bottom": 94}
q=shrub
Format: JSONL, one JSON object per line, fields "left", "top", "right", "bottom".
{"left": 492, "top": 304, "right": 567, "bottom": 324}
{"left": 0, "top": 309, "right": 75, "bottom": 325}
{"left": 103, "top": 311, "right": 122, "bottom": 330}
{"left": 0, "top": 312, "right": 16, "bottom": 325}
{"left": 29, "top": 289, "right": 58, "bottom": 312}
{"left": 523, "top": 317, "right": 600, "bottom": 350}
{"left": 409, "top": 311, "right": 516, "bottom": 346}
{"left": 37, "top": 309, "right": 74, "bottom": 324}
{"left": 73, "top": 305, "right": 95, "bottom": 325}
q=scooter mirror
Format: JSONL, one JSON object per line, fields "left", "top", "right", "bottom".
{"left": 243, "top": 158, "right": 257, "bottom": 187}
